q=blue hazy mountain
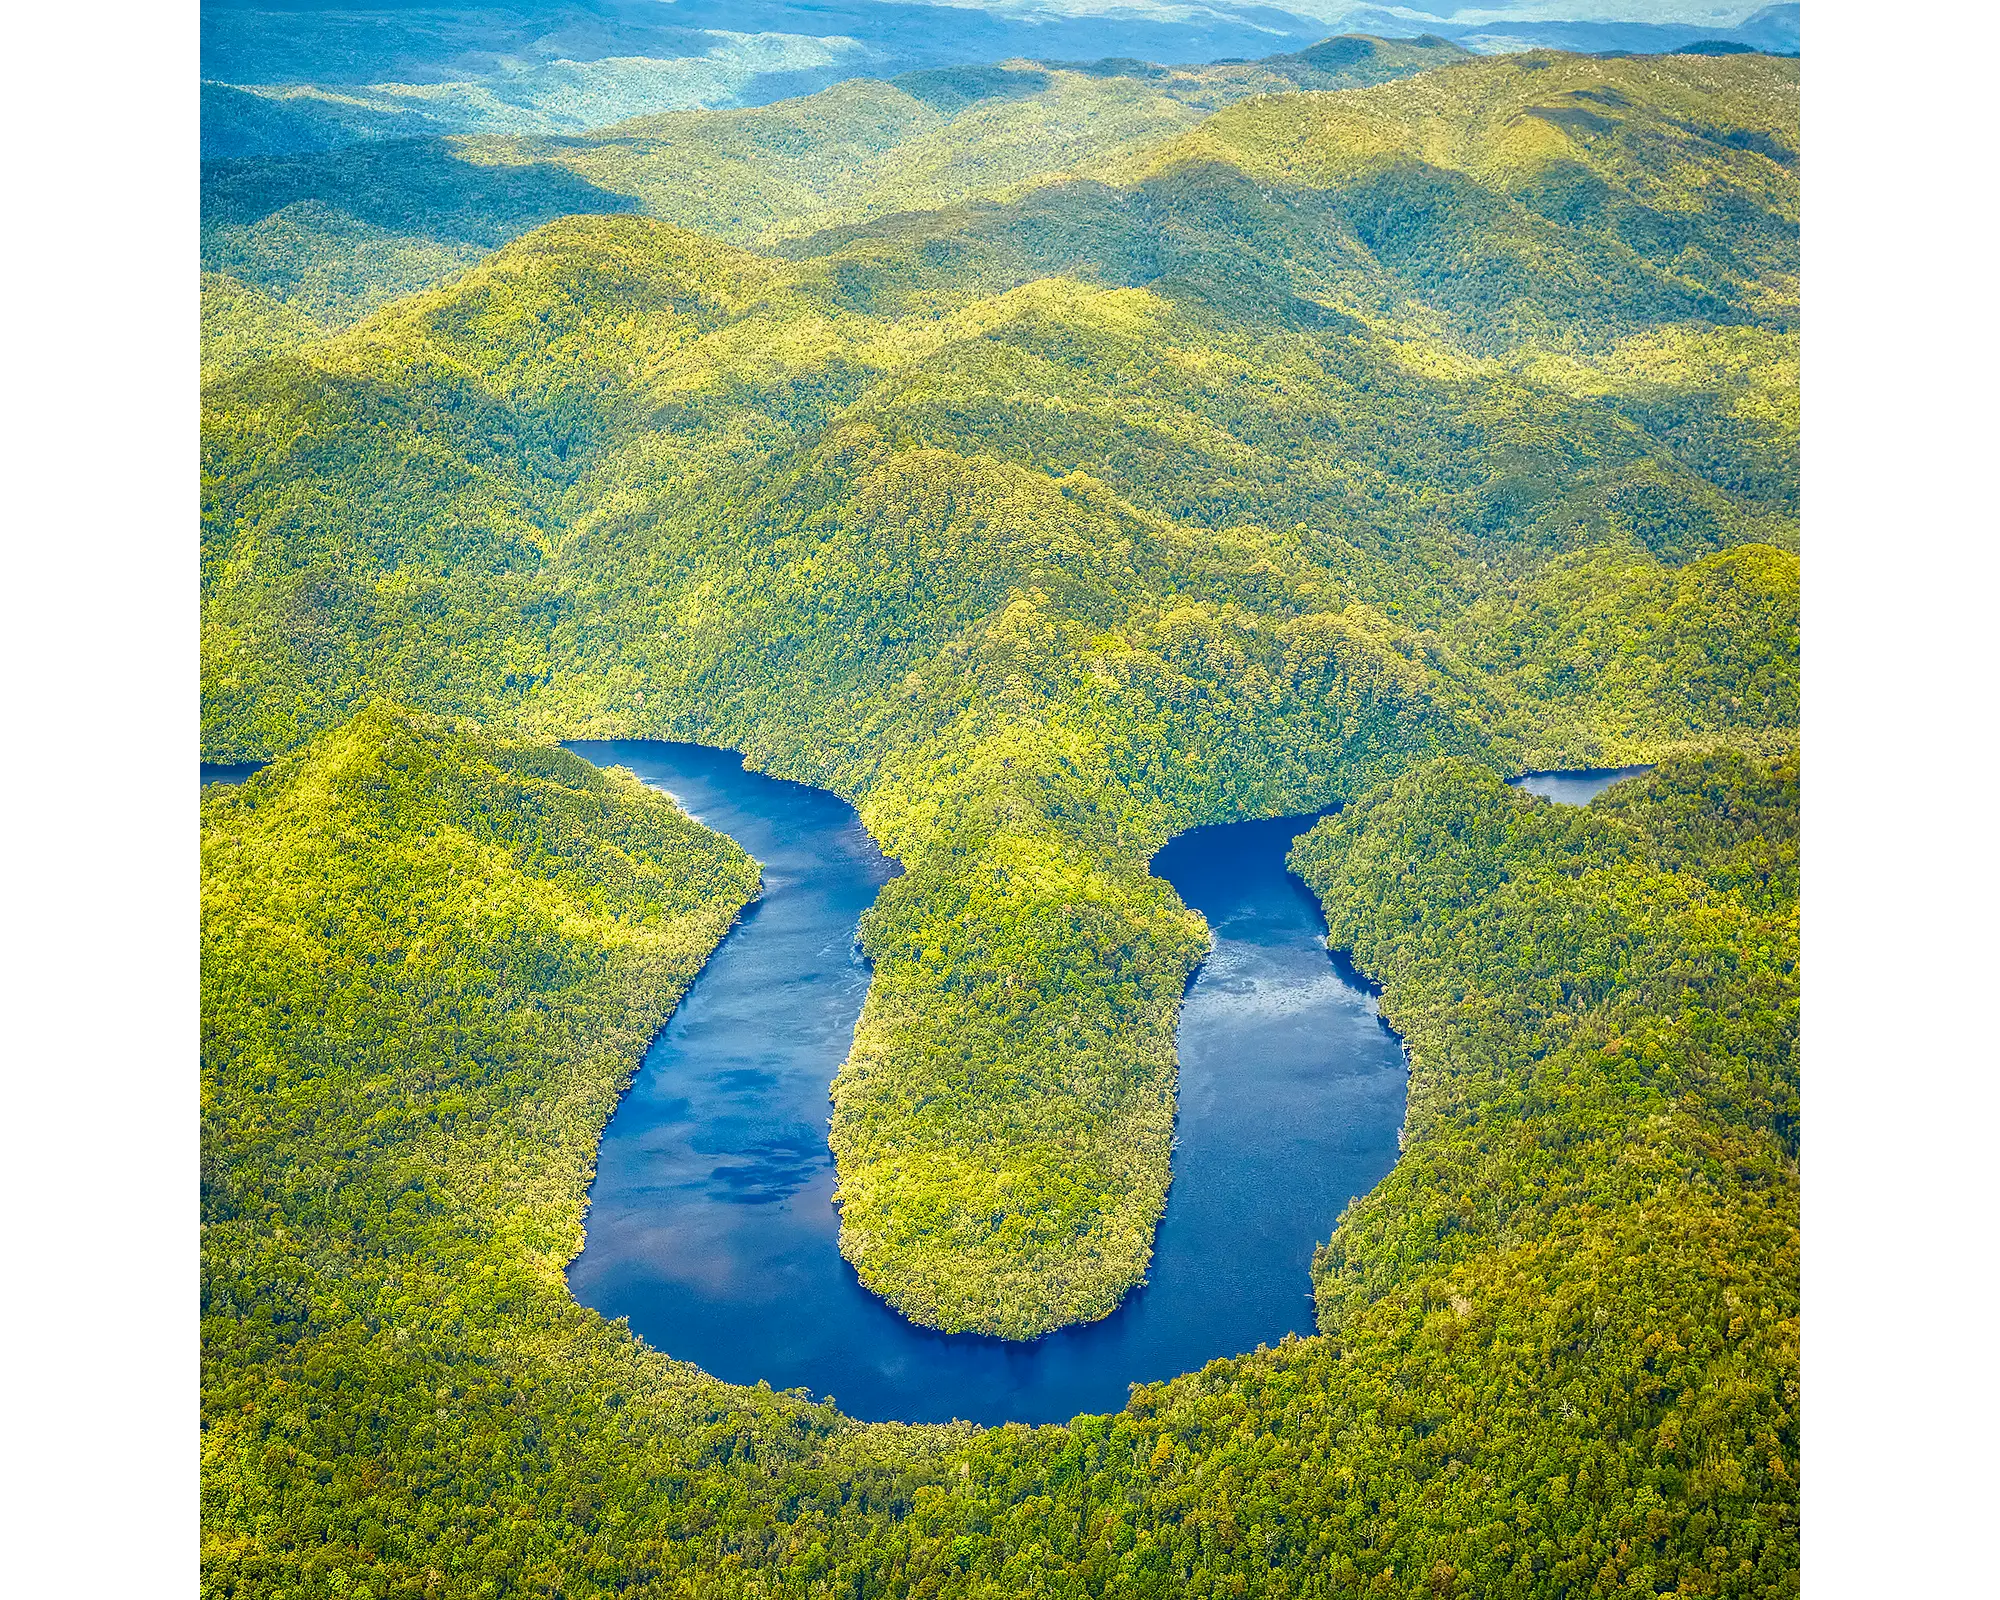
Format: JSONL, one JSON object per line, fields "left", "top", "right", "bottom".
{"left": 202, "top": 2, "right": 1800, "bottom": 160}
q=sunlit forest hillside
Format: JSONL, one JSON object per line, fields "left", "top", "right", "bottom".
{"left": 205, "top": 719, "right": 1799, "bottom": 1597}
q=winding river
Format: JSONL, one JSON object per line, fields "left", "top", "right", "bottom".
{"left": 565, "top": 742, "right": 1407, "bottom": 1425}
{"left": 202, "top": 742, "right": 1646, "bottom": 1421}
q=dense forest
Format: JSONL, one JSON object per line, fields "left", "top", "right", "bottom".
{"left": 204, "top": 718, "right": 1796, "bottom": 1596}
{"left": 200, "top": 35, "right": 1475, "bottom": 325}
{"left": 198, "top": 3, "right": 1799, "bottom": 166}
{"left": 201, "top": 33, "right": 1801, "bottom": 1596}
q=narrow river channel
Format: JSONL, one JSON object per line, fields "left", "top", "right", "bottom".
{"left": 564, "top": 741, "right": 1407, "bottom": 1425}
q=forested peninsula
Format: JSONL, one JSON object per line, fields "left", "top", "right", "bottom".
{"left": 201, "top": 36, "right": 1800, "bottom": 1597}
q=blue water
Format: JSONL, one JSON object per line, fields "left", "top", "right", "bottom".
{"left": 1510, "top": 765, "right": 1653, "bottom": 806}
{"left": 201, "top": 762, "right": 266, "bottom": 786}
{"left": 565, "top": 741, "right": 1406, "bottom": 1425}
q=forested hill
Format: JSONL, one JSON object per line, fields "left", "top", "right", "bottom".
{"left": 201, "top": 35, "right": 1472, "bottom": 331}
{"left": 202, "top": 44, "right": 1798, "bottom": 1339}
{"left": 198, "top": 0, "right": 1353, "bottom": 158}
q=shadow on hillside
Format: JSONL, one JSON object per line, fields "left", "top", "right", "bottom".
{"left": 201, "top": 137, "right": 643, "bottom": 247}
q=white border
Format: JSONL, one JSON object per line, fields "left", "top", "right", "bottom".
{"left": 5, "top": 1, "right": 196, "bottom": 1592}
{"left": 1806, "top": 0, "right": 1998, "bottom": 1592}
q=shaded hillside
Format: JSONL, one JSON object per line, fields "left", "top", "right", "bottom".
{"left": 201, "top": 139, "right": 644, "bottom": 326}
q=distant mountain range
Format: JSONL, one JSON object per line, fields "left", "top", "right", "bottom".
{"left": 201, "top": 1, "right": 1799, "bottom": 158}
{"left": 201, "top": 33, "right": 1485, "bottom": 321}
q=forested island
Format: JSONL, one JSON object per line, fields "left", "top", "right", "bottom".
{"left": 202, "top": 28, "right": 1799, "bottom": 1597}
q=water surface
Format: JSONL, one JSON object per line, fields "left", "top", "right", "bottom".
{"left": 1510, "top": 765, "right": 1652, "bottom": 805}
{"left": 566, "top": 741, "right": 1406, "bottom": 1424}
{"left": 201, "top": 762, "right": 266, "bottom": 786}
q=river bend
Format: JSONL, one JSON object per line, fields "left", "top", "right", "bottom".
{"left": 565, "top": 742, "right": 1407, "bottom": 1424}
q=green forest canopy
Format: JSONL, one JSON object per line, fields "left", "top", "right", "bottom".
{"left": 204, "top": 714, "right": 1797, "bottom": 1596}
{"left": 201, "top": 39, "right": 1800, "bottom": 1596}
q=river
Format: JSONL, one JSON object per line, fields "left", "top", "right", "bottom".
{"left": 564, "top": 741, "right": 1407, "bottom": 1425}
